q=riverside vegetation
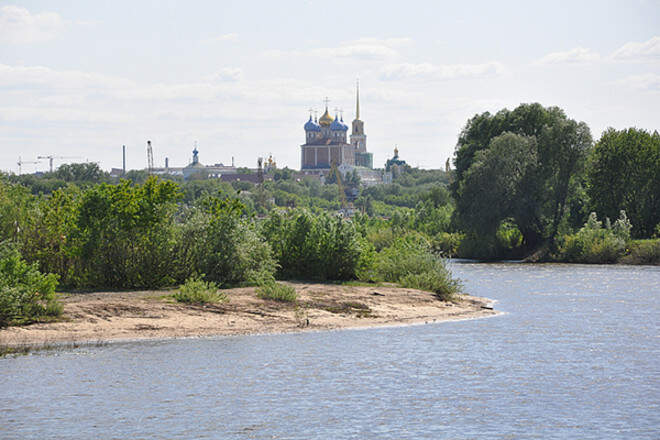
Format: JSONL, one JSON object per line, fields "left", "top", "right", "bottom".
{"left": 2, "top": 102, "right": 659, "bottom": 326}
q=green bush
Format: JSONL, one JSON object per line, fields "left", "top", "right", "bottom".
{"left": 366, "top": 226, "right": 396, "bottom": 251}
{"left": 621, "top": 239, "right": 660, "bottom": 265}
{"left": 556, "top": 211, "right": 631, "bottom": 263}
{"left": 431, "top": 232, "right": 463, "bottom": 256}
{"left": 72, "top": 177, "right": 181, "bottom": 289}
{"left": 257, "top": 281, "right": 297, "bottom": 302}
{"left": 175, "top": 198, "right": 277, "bottom": 287}
{"left": 0, "top": 243, "right": 61, "bottom": 328}
{"left": 364, "top": 234, "right": 461, "bottom": 300}
{"left": 262, "top": 209, "right": 364, "bottom": 281}
{"left": 173, "top": 276, "right": 227, "bottom": 304}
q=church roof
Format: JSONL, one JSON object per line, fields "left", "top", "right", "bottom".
{"left": 340, "top": 115, "right": 349, "bottom": 130}
{"left": 319, "top": 107, "right": 334, "bottom": 126}
{"left": 304, "top": 116, "right": 320, "bottom": 131}
{"left": 330, "top": 115, "right": 348, "bottom": 131}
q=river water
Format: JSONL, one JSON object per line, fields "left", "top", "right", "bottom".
{"left": 1, "top": 263, "right": 659, "bottom": 439}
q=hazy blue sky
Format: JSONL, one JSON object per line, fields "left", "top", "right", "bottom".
{"left": 1, "top": 0, "right": 659, "bottom": 173}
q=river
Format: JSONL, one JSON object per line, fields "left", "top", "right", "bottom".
{"left": 1, "top": 263, "right": 658, "bottom": 439}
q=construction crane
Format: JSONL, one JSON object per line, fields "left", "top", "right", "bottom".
{"left": 146, "top": 140, "right": 154, "bottom": 172}
{"left": 17, "top": 156, "right": 41, "bottom": 175}
{"left": 36, "top": 155, "right": 82, "bottom": 173}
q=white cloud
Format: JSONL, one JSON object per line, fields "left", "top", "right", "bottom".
{"left": 536, "top": 47, "right": 600, "bottom": 64}
{"left": 616, "top": 73, "right": 660, "bottom": 92}
{"left": 380, "top": 62, "right": 505, "bottom": 81}
{"left": 265, "top": 37, "right": 411, "bottom": 61}
{"left": 203, "top": 33, "right": 239, "bottom": 43}
{"left": 0, "top": 64, "right": 134, "bottom": 90}
{"left": 311, "top": 44, "right": 397, "bottom": 60}
{"left": 611, "top": 36, "right": 660, "bottom": 61}
{"left": 206, "top": 67, "right": 243, "bottom": 82}
{"left": 0, "top": 5, "right": 65, "bottom": 44}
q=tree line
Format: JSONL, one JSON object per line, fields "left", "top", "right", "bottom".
{"left": 451, "top": 103, "right": 659, "bottom": 260}
{"left": 1, "top": 102, "right": 658, "bottom": 326}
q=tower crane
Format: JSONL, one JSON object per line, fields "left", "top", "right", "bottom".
{"left": 17, "top": 156, "right": 41, "bottom": 175}
{"left": 37, "top": 155, "right": 83, "bottom": 173}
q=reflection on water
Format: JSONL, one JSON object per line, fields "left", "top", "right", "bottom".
{"left": 2, "top": 263, "right": 659, "bottom": 439}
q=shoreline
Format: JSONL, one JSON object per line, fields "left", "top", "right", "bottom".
{"left": 0, "top": 283, "right": 499, "bottom": 351}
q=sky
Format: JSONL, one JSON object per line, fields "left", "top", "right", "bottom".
{"left": 0, "top": 0, "right": 659, "bottom": 174}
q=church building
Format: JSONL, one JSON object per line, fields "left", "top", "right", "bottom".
{"left": 300, "top": 84, "right": 373, "bottom": 171}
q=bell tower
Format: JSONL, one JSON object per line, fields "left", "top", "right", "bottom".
{"left": 350, "top": 80, "right": 366, "bottom": 153}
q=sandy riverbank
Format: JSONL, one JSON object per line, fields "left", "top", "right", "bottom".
{"left": 0, "top": 283, "right": 498, "bottom": 349}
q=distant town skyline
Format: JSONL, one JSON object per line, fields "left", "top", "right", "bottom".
{"left": 1, "top": 0, "right": 659, "bottom": 174}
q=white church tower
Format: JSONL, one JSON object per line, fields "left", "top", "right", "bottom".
{"left": 350, "top": 80, "right": 367, "bottom": 153}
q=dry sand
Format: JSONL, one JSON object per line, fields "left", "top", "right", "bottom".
{"left": 0, "top": 283, "right": 498, "bottom": 349}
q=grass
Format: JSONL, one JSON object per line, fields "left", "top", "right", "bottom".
{"left": 172, "top": 276, "right": 227, "bottom": 305}
{"left": 399, "top": 270, "right": 461, "bottom": 301}
{"left": 257, "top": 282, "right": 297, "bottom": 302}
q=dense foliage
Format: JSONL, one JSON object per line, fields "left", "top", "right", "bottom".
{"left": 587, "top": 128, "right": 660, "bottom": 238}
{"left": 555, "top": 212, "right": 632, "bottom": 263}
{"left": 452, "top": 103, "right": 593, "bottom": 251}
{"left": 176, "top": 198, "right": 276, "bottom": 287}
{"left": 261, "top": 209, "right": 366, "bottom": 281}
{"left": 0, "top": 242, "right": 61, "bottom": 328}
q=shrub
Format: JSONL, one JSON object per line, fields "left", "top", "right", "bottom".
{"left": 173, "top": 276, "right": 227, "bottom": 304}
{"left": 175, "top": 198, "right": 277, "bottom": 287}
{"left": 0, "top": 242, "right": 61, "bottom": 328}
{"left": 257, "top": 281, "right": 297, "bottom": 302}
{"left": 365, "top": 234, "right": 461, "bottom": 300}
{"left": 556, "top": 211, "right": 630, "bottom": 263}
{"left": 432, "top": 232, "right": 463, "bottom": 257}
{"left": 366, "top": 226, "right": 396, "bottom": 251}
{"left": 261, "top": 209, "right": 364, "bottom": 281}
{"left": 72, "top": 177, "right": 181, "bottom": 289}
{"left": 621, "top": 239, "right": 660, "bottom": 265}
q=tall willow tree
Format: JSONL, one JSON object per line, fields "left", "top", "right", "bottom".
{"left": 452, "top": 103, "right": 593, "bottom": 250}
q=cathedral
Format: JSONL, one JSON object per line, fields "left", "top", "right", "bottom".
{"left": 300, "top": 84, "right": 373, "bottom": 171}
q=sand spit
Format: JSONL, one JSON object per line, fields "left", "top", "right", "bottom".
{"left": 0, "top": 283, "right": 498, "bottom": 349}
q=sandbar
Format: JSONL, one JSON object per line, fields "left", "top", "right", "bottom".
{"left": 0, "top": 283, "right": 498, "bottom": 349}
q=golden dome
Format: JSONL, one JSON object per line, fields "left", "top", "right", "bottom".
{"left": 319, "top": 108, "right": 333, "bottom": 126}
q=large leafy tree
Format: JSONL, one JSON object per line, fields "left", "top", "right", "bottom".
{"left": 452, "top": 103, "right": 593, "bottom": 250}
{"left": 456, "top": 133, "right": 540, "bottom": 240}
{"left": 587, "top": 128, "right": 660, "bottom": 237}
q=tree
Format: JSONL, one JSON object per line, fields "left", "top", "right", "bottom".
{"left": 587, "top": 128, "right": 660, "bottom": 237}
{"left": 452, "top": 103, "right": 593, "bottom": 250}
{"left": 456, "top": 133, "right": 539, "bottom": 238}
{"left": 539, "top": 118, "right": 593, "bottom": 239}
{"left": 55, "top": 162, "right": 107, "bottom": 183}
